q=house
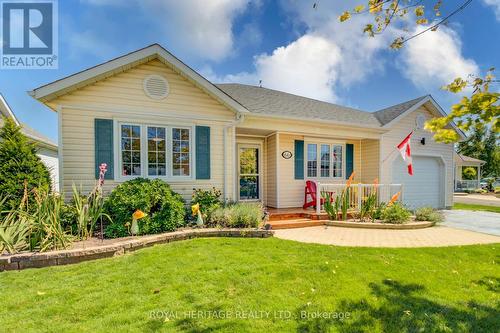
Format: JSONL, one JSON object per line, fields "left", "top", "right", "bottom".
{"left": 454, "top": 153, "right": 485, "bottom": 191}
{"left": 0, "top": 94, "right": 59, "bottom": 191}
{"left": 29, "top": 44, "right": 465, "bottom": 209}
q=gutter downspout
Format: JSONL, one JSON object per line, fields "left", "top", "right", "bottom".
{"left": 223, "top": 113, "right": 245, "bottom": 202}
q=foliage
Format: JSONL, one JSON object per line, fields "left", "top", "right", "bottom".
{"left": 0, "top": 117, "right": 51, "bottom": 211}
{"left": 415, "top": 206, "right": 444, "bottom": 223}
{"left": 425, "top": 70, "right": 499, "bottom": 143}
{"left": 71, "top": 184, "right": 111, "bottom": 240}
{"left": 26, "top": 189, "right": 73, "bottom": 252}
{"left": 209, "top": 202, "right": 264, "bottom": 228}
{"left": 457, "top": 128, "right": 499, "bottom": 178}
{"left": 462, "top": 167, "right": 477, "bottom": 180}
{"left": 191, "top": 187, "right": 222, "bottom": 221}
{"left": 359, "top": 179, "right": 379, "bottom": 222}
{"left": 453, "top": 203, "right": 500, "bottom": 213}
{"left": 381, "top": 202, "right": 411, "bottom": 224}
{"left": 1, "top": 239, "right": 499, "bottom": 332}
{"left": 0, "top": 202, "right": 30, "bottom": 254}
{"left": 104, "top": 178, "right": 185, "bottom": 238}
{"left": 495, "top": 187, "right": 500, "bottom": 194}
{"left": 338, "top": 0, "right": 455, "bottom": 49}
{"left": 322, "top": 192, "right": 340, "bottom": 221}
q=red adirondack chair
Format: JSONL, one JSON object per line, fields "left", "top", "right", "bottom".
{"left": 303, "top": 180, "right": 324, "bottom": 209}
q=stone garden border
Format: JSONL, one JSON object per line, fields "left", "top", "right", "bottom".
{"left": 325, "top": 220, "right": 434, "bottom": 229}
{"left": 0, "top": 229, "right": 273, "bottom": 271}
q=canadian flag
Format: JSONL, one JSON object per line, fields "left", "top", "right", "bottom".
{"left": 397, "top": 132, "right": 413, "bottom": 176}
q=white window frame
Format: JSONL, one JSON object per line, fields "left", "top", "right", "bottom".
{"left": 115, "top": 120, "right": 195, "bottom": 182}
{"left": 304, "top": 140, "right": 346, "bottom": 181}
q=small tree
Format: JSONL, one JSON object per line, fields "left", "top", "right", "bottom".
{"left": 462, "top": 167, "right": 477, "bottom": 180}
{"left": 0, "top": 117, "right": 51, "bottom": 211}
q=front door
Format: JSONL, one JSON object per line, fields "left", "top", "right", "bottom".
{"left": 238, "top": 145, "right": 260, "bottom": 200}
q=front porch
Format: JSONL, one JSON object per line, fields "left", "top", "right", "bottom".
{"left": 454, "top": 153, "right": 486, "bottom": 191}
{"left": 235, "top": 126, "right": 385, "bottom": 209}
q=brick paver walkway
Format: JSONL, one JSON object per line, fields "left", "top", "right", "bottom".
{"left": 274, "top": 225, "right": 500, "bottom": 247}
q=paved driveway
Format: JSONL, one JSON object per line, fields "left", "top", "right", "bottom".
{"left": 274, "top": 225, "right": 500, "bottom": 247}
{"left": 442, "top": 210, "right": 500, "bottom": 236}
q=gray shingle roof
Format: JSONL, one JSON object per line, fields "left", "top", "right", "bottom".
{"left": 21, "top": 123, "right": 58, "bottom": 149}
{"left": 216, "top": 84, "right": 381, "bottom": 127}
{"left": 373, "top": 95, "right": 429, "bottom": 126}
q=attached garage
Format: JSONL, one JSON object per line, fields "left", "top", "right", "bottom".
{"left": 392, "top": 155, "right": 445, "bottom": 209}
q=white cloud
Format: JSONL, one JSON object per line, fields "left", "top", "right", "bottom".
{"left": 399, "top": 26, "right": 479, "bottom": 88}
{"left": 81, "top": 0, "right": 255, "bottom": 61}
{"left": 214, "top": 1, "right": 392, "bottom": 102}
{"left": 139, "top": 0, "right": 251, "bottom": 61}
{"left": 483, "top": 0, "right": 500, "bottom": 20}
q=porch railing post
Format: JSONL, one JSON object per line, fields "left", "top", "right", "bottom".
{"left": 316, "top": 182, "right": 321, "bottom": 215}
{"left": 357, "top": 184, "right": 362, "bottom": 210}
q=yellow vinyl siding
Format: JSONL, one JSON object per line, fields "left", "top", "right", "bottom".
{"left": 360, "top": 139, "right": 380, "bottom": 183}
{"left": 276, "top": 134, "right": 362, "bottom": 208}
{"left": 379, "top": 105, "right": 454, "bottom": 207}
{"left": 266, "top": 134, "right": 277, "bottom": 207}
{"left": 53, "top": 59, "right": 236, "bottom": 202}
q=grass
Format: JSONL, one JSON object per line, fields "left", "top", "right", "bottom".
{"left": 1, "top": 238, "right": 499, "bottom": 332}
{"left": 453, "top": 203, "right": 500, "bottom": 213}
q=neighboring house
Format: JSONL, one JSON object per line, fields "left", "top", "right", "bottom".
{"left": 29, "top": 44, "right": 465, "bottom": 209}
{"left": 454, "top": 153, "right": 485, "bottom": 191}
{"left": 0, "top": 94, "right": 60, "bottom": 192}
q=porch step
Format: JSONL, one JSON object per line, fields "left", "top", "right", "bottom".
{"left": 268, "top": 213, "right": 305, "bottom": 221}
{"left": 267, "top": 218, "right": 327, "bottom": 230}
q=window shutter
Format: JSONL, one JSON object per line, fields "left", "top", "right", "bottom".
{"left": 196, "top": 126, "right": 211, "bottom": 179}
{"left": 346, "top": 143, "right": 354, "bottom": 179}
{"left": 294, "top": 140, "right": 304, "bottom": 180}
{"left": 94, "top": 119, "right": 114, "bottom": 179}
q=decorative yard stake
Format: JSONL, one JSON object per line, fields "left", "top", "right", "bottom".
{"left": 131, "top": 210, "right": 147, "bottom": 236}
{"left": 191, "top": 203, "right": 204, "bottom": 227}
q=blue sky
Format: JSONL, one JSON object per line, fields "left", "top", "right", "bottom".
{"left": 1, "top": 0, "right": 499, "bottom": 143}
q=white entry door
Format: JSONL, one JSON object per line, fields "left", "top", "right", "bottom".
{"left": 238, "top": 145, "right": 261, "bottom": 201}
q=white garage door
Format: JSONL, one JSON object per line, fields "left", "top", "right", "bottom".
{"left": 392, "top": 156, "right": 444, "bottom": 209}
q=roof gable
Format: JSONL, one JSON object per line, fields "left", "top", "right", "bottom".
{"left": 374, "top": 95, "right": 466, "bottom": 140}
{"left": 30, "top": 44, "right": 248, "bottom": 114}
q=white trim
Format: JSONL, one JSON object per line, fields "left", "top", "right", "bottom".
{"left": 381, "top": 95, "right": 467, "bottom": 140}
{"left": 304, "top": 141, "right": 346, "bottom": 181}
{"left": 30, "top": 44, "right": 248, "bottom": 114}
{"left": 237, "top": 143, "right": 263, "bottom": 202}
{"left": 275, "top": 132, "right": 280, "bottom": 208}
{"left": 0, "top": 94, "right": 19, "bottom": 125}
{"left": 245, "top": 113, "right": 385, "bottom": 131}
{"left": 114, "top": 120, "right": 195, "bottom": 182}
{"left": 57, "top": 105, "right": 64, "bottom": 192}
{"left": 57, "top": 104, "right": 235, "bottom": 124}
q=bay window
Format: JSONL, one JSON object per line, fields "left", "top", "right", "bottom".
{"left": 305, "top": 142, "right": 344, "bottom": 179}
{"left": 119, "top": 123, "right": 192, "bottom": 179}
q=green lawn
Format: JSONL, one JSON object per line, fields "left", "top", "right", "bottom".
{"left": 1, "top": 238, "right": 499, "bottom": 332}
{"left": 453, "top": 203, "right": 500, "bottom": 213}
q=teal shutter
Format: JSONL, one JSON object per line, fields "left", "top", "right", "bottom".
{"left": 345, "top": 143, "right": 354, "bottom": 179}
{"left": 196, "top": 126, "right": 211, "bottom": 179}
{"left": 294, "top": 140, "right": 304, "bottom": 180}
{"left": 94, "top": 119, "right": 114, "bottom": 179}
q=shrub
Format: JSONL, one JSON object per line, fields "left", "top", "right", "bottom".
{"left": 104, "top": 178, "right": 185, "bottom": 238}
{"left": 381, "top": 202, "right": 411, "bottom": 224}
{"left": 474, "top": 188, "right": 488, "bottom": 194}
{"left": 415, "top": 206, "right": 444, "bottom": 223}
{"left": 209, "top": 202, "right": 264, "bottom": 228}
{"left": 191, "top": 187, "right": 222, "bottom": 221}
{"left": 0, "top": 117, "right": 51, "bottom": 211}
{"left": 495, "top": 187, "right": 500, "bottom": 194}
